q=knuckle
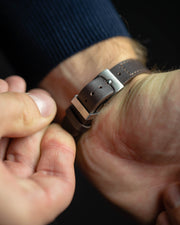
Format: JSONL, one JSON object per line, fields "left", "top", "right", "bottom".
{"left": 16, "top": 93, "right": 37, "bottom": 127}
{"left": 21, "top": 107, "right": 34, "bottom": 126}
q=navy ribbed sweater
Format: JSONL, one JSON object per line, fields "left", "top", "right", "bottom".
{"left": 0, "top": 0, "right": 129, "bottom": 85}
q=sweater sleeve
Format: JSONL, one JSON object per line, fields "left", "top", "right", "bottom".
{"left": 0, "top": 0, "right": 129, "bottom": 85}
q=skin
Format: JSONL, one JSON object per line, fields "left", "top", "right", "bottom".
{"left": 156, "top": 183, "right": 180, "bottom": 225}
{"left": 0, "top": 76, "right": 76, "bottom": 225}
{"left": 40, "top": 37, "right": 180, "bottom": 224}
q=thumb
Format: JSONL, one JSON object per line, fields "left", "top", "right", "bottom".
{"left": 0, "top": 89, "right": 57, "bottom": 138}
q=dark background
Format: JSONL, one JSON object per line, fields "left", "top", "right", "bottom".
{"left": 0, "top": 2, "right": 179, "bottom": 225}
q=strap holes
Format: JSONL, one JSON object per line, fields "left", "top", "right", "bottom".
{"left": 99, "top": 86, "right": 102, "bottom": 89}
{"left": 90, "top": 92, "right": 94, "bottom": 96}
{"left": 117, "top": 72, "right": 121, "bottom": 76}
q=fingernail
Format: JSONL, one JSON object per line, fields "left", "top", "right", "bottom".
{"left": 28, "top": 90, "right": 56, "bottom": 117}
{"left": 164, "top": 183, "right": 180, "bottom": 209}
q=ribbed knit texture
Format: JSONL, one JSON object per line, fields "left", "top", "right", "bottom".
{"left": 0, "top": 0, "right": 129, "bottom": 86}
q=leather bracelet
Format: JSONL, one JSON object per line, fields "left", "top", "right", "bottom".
{"left": 62, "top": 59, "right": 150, "bottom": 141}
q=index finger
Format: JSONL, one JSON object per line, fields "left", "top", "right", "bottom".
{"left": 31, "top": 124, "right": 76, "bottom": 222}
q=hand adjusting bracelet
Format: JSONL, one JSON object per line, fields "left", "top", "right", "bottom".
{"left": 62, "top": 59, "right": 150, "bottom": 141}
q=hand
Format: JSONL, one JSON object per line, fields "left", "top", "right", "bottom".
{"left": 40, "top": 37, "right": 180, "bottom": 223}
{"left": 156, "top": 183, "right": 180, "bottom": 225}
{"left": 76, "top": 69, "right": 180, "bottom": 224}
{"left": 0, "top": 76, "right": 76, "bottom": 225}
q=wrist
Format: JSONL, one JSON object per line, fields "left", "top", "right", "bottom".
{"left": 39, "top": 37, "right": 147, "bottom": 120}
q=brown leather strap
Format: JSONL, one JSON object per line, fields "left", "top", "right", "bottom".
{"left": 110, "top": 59, "right": 149, "bottom": 84}
{"left": 62, "top": 59, "right": 150, "bottom": 140}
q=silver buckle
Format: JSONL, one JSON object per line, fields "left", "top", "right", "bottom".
{"left": 99, "top": 69, "right": 124, "bottom": 93}
{"left": 71, "top": 69, "right": 124, "bottom": 121}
